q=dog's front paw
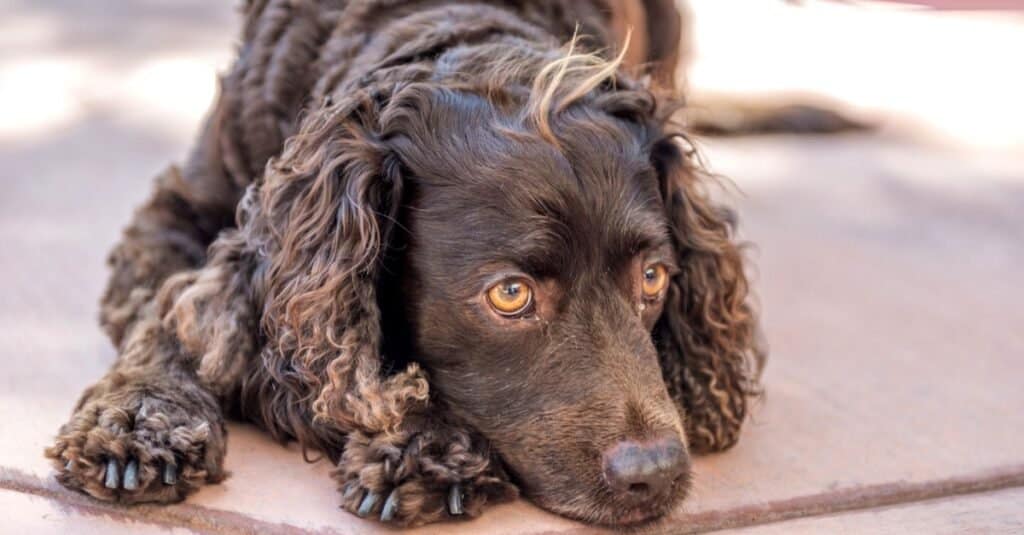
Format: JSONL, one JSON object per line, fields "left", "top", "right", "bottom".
{"left": 335, "top": 428, "right": 518, "bottom": 526}
{"left": 45, "top": 384, "right": 226, "bottom": 504}
{"left": 338, "top": 474, "right": 479, "bottom": 525}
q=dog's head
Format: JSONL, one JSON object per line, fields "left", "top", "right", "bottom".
{"left": 253, "top": 40, "right": 759, "bottom": 526}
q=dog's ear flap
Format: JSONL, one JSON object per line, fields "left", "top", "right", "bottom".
{"left": 254, "top": 89, "right": 428, "bottom": 437}
{"left": 650, "top": 135, "right": 764, "bottom": 453}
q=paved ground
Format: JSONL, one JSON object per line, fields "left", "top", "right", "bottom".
{"left": 1, "top": 1, "right": 1023, "bottom": 534}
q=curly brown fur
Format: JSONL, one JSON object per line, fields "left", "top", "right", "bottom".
{"left": 48, "top": 0, "right": 763, "bottom": 527}
{"left": 651, "top": 135, "right": 765, "bottom": 453}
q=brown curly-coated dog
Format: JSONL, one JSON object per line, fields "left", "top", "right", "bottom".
{"left": 46, "top": 0, "right": 764, "bottom": 527}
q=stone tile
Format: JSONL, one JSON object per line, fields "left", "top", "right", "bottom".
{"left": 713, "top": 487, "right": 1024, "bottom": 534}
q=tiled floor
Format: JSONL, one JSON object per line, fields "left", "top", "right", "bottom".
{"left": 1, "top": 1, "right": 1022, "bottom": 534}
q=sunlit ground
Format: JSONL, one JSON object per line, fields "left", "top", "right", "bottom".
{"left": 0, "top": 3, "right": 233, "bottom": 143}
{"left": 687, "top": 0, "right": 1024, "bottom": 152}
{"left": 0, "top": 1, "right": 1021, "bottom": 150}
{"left": 1, "top": 55, "right": 223, "bottom": 138}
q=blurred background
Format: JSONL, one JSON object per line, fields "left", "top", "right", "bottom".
{"left": 1, "top": 1, "right": 1022, "bottom": 533}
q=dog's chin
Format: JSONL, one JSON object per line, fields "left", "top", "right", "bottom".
{"left": 602, "top": 506, "right": 671, "bottom": 528}
{"left": 545, "top": 499, "right": 676, "bottom": 529}
{"left": 532, "top": 480, "right": 688, "bottom": 528}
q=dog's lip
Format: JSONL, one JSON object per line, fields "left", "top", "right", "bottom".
{"left": 599, "top": 476, "right": 689, "bottom": 527}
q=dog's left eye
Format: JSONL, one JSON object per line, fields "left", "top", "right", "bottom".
{"left": 486, "top": 279, "right": 534, "bottom": 316}
{"left": 641, "top": 264, "right": 669, "bottom": 298}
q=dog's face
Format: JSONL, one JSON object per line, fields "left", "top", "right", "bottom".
{"left": 379, "top": 88, "right": 691, "bottom": 524}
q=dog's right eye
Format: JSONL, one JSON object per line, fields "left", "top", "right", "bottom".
{"left": 641, "top": 263, "right": 669, "bottom": 299}
{"left": 486, "top": 279, "right": 534, "bottom": 316}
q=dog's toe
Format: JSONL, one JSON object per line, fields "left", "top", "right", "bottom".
{"left": 357, "top": 490, "right": 381, "bottom": 518}
{"left": 380, "top": 488, "right": 400, "bottom": 522}
{"left": 104, "top": 459, "right": 120, "bottom": 489}
{"left": 448, "top": 484, "right": 464, "bottom": 515}
{"left": 122, "top": 458, "right": 139, "bottom": 490}
{"left": 162, "top": 462, "right": 178, "bottom": 485}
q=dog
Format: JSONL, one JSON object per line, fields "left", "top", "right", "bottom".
{"left": 46, "top": 0, "right": 763, "bottom": 527}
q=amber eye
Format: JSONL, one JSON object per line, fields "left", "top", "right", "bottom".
{"left": 486, "top": 279, "right": 533, "bottom": 316}
{"left": 641, "top": 264, "right": 669, "bottom": 298}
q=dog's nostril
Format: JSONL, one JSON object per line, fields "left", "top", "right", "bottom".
{"left": 627, "top": 482, "right": 649, "bottom": 494}
{"left": 602, "top": 434, "right": 687, "bottom": 500}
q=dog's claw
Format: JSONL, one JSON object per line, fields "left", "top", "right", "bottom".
{"left": 123, "top": 459, "right": 139, "bottom": 490}
{"left": 448, "top": 484, "right": 464, "bottom": 515}
{"left": 381, "top": 488, "right": 399, "bottom": 522}
{"left": 64, "top": 460, "right": 73, "bottom": 471}
{"left": 342, "top": 482, "right": 359, "bottom": 500}
{"left": 357, "top": 491, "right": 380, "bottom": 518}
{"left": 163, "top": 463, "right": 177, "bottom": 485}
{"left": 104, "top": 459, "right": 120, "bottom": 489}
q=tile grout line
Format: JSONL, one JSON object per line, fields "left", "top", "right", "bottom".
{"left": 683, "top": 463, "right": 1024, "bottom": 534}
{"left": 0, "top": 467, "right": 332, "bottom": 535}
{"left": 4, "top": 463, "right": 1024, "bottom": 535}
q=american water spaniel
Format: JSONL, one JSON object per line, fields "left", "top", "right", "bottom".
{"left": 46, "top": 0, "right": 764, "bottom": 527}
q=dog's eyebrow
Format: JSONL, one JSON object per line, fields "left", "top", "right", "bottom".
{"left": 497, "top": 216, "right": 574, "bottom": 272}
{"left": 495, "top": 199, "right": 671, "bottom": 278}
{"left": 606, "top": 180, "right": 673, "bottom": 255}
{"left": 615, "top": 211, "right": 673, "bottom": 256}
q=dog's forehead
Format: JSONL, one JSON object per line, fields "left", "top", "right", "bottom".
{"left": 410, "top": 125, "right": 666, "bottom": 274}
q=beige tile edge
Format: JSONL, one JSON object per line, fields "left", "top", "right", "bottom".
{"left": 4, "top": 464, "right": 1024, "bottom": 535}
{"left": 0, "top": 466, "right": 318, "bottom": 535}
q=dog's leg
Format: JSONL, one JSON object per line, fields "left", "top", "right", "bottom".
{"left": 99, "top": 159, "right": 242, "bottom": 349}
{"left": 48, "top": 232, "right": 257, "bottom": 503}
{"left": 99, "top": 41, "right": 271, "bottom": 349}
{"left": 334, "top": 415, "right": 518, "bottom": 526}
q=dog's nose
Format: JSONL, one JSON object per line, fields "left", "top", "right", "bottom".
{"left": 602, "top": 434, "right": 687, "bottom": 500}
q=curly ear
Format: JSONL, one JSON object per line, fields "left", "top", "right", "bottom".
{"left": 251, "top": 89, "right": 429, "bottom": 441}
{"left": 651, "top": 134, "right": 765, "bottom": 453}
